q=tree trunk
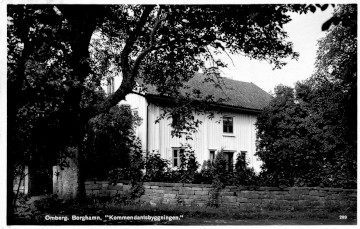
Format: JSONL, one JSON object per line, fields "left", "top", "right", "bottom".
{"left": 53, "top": 146, "right": 85, "bottom": 200}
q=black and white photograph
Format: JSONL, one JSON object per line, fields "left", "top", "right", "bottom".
{"left": 3, "top": 0, "right": 357, "bottom": 226}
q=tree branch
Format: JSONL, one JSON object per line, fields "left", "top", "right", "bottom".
{"left": 95, "top": 5, "right": 157, "bottom": 115}
{"left": 120, "top": 5, "right": 155, "bottom": 73}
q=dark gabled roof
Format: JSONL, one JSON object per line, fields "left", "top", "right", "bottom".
{"left": 144, "top": 73, "right": 272, "bottom": 112}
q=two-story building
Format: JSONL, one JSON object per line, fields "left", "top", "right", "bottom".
{"left": 109, "top": 73, "right": 272, "bottom": 173}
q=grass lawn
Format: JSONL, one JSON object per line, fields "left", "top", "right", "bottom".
{"left": 10, "top": 195, "right": 357, "bottom": 225}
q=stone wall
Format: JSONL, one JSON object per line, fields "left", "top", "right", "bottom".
{"left": 84, "top": 181, "right": 356, "bottom": 211}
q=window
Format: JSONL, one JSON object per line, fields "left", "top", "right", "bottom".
{"left": 172, "top": 148, "right": 185, "bottom": 167}
{"left": 209, "top": 150, "right": 216, "bottom": 164}
{"left": 223, "top": 151, "right": 234, "bottom": 171}
{"left": 107, "top": 77, "right": 115, "bottom": 94}
{"left": 223, "top": 117, "right": 233, "bottom": 133}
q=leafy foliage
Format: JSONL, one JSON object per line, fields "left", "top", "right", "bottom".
{"left": 173, "top": 145, "right": 200, "bottom": 183}
{"left": 207, "top": 151, "right": 234, "bottom": 207}
{"left": 195, "top": 160, "right": 214, "bottom": 184}
{"left": 143, "top": 152, "right": 170, "bottom": 182}
{"left": 82, "top": 104, "right": 142, "bottom": 180}
{"left": 255, "top": 4, "right": 357, "bottom": 189}
{"left": 232, "top": 153, "right": 257, "bottom": 186}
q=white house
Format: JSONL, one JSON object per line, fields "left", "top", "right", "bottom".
{"left": 106, "top": 73, "right": 272, "bottom": 173}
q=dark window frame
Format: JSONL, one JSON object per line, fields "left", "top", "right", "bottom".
{"left": 223, "top": 117, "right": 233, "bottom": 133}
{"left": 209, "top": 150, "right": 216, "bottom": 164}
{"left": 172, "top": 147, "right": 185, "bottom": 167}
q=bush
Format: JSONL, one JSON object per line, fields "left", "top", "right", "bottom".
{"left": 143, "top": 151, "right": 170, "bottom": 182}
{"left": 82, "top": 105, "right": 142, "bottom": 180}
{"left": 195, "top": 160, "right": 214, "bottom": 184}
{"left": 173, "top": 145, "right": 200, "bottom": 183}
{"left": 108, "top": 138, "right": 144, "bottom": 182}
{"left": 232, "top": 152, "right": 257, "bottom": 186}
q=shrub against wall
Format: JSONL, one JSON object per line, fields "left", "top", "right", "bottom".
{"left": 82, "top": 104, "right": 142, "bottom": 180}
{"left": 143, "top": 151, "right": 170, "bottom": 182}
{"left": 232, "top": 152, "right": 257, "bottom": 186}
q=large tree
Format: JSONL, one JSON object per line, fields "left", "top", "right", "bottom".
{"left": 8, "top": 4, "right": 333, "bottom": 213}
{"left": 255, "top": 4, "right": 356, "bottom": 188}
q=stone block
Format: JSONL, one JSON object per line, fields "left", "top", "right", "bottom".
{"left": 298, "top": 200, "right": 312, "bottom": 206}
{"left": 162, "top": 187, "right": 173, "bottom": 191}
{"left": 140, "top": 196, "right": 151, "bottom": 201}
{"left": 246, "top": 193, "right": 259, "bottom": 199}
{"left": 109, "top": 185, "right": 123, "bottom": 191}
{"left": 184, "top": 183, "right": 201, "bottom": 187}
{"left": 221, "top": 196, "right": 237, "bottom": 202}
{"left": 144, "top": 189, "right": 154, "bottom": 194}
{"left": 284, "top": 194, "right": 299, "bottom": 201}
{"left": 233, "top": 186, "right": 247, "bottom": 190}
{"left": 309, "top": 190, "right": 319, "bottom": 196}
{"left": 96, "top": 181, "right": 110, "bottom": 184}
{"left": 84, "top": 181, "right": 94, "bottom": 185}
{"left": 179, "top": 190, "right": 195, "bottom": 195}
{"left": 261, "top": 199, "right": 274, "bottom": 205}
{"left": 86, "top": 184, "right": 102, "bottom": 189}
{"left": 155, "top": 193, "right": 165, "bottom": 197}
{"left": 178, "top": 194, "right": 191, "bottom": 199}
{"left": 191, "top": 187, "right": 203, "bottom": 191}
{"left": 183, "top": 199, "right": 194, "bottom": 204}
{"left": 303, "top": 195, "right": 320, "bottom": 201}
{"left": 188, "top": 195, "right": 199, "bottom": 199}
{"left": 239, "top": 203, "right": 256, "bottom": 210}
{"left": 202, "top": 187, "right": 212, "bottom": 191}
{"left": 173, "top": 183, "right": 185, "bottom": 187}
{"left": 153, "top": 189, "right": 165, "bottom": 194}
{"left": 199, "top": 195, "right": 210, "bottom": 200}
{"left": 168, "top": 199, "right": 179, "bottom": 205}
{"left": 164, "top": 193, "right": 177, "bottom": 199}
{"left": 265, "top": 187, "right": 281, "bottom": 191}
{"left": 220, "top": 192, "right": 236, "bottom": 196}
{"left": 274, "top": 195, "right": 284, "bottom": 200}
{"left": 200, "top": 184, "right": 213, "bottom": 188}
{"left": 238, "top": 198, "right": 249, "bottom": 203}
{"left": 195, "top": 191, "right": 209, "bottom": 195}
{"left": 261, "top": 193, "right": 275, "bottom": 199}
{"left": 150, "top": 186, "right": 159, "bottom": 189}
{"left": 161, "top": 182, "right": 176, "bottom": 187}
{"left": 166, "top": 190, "right": 179, "bottom": 194}
{"left": 249, "top": 199, "right": 262, "bottom": 205}
{"left": 277, "top": 200, "right": 289, "bottom": 205}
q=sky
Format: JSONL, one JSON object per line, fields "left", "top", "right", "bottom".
{"left": 221, "top": 7, "right": 335, "bottom": 94}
